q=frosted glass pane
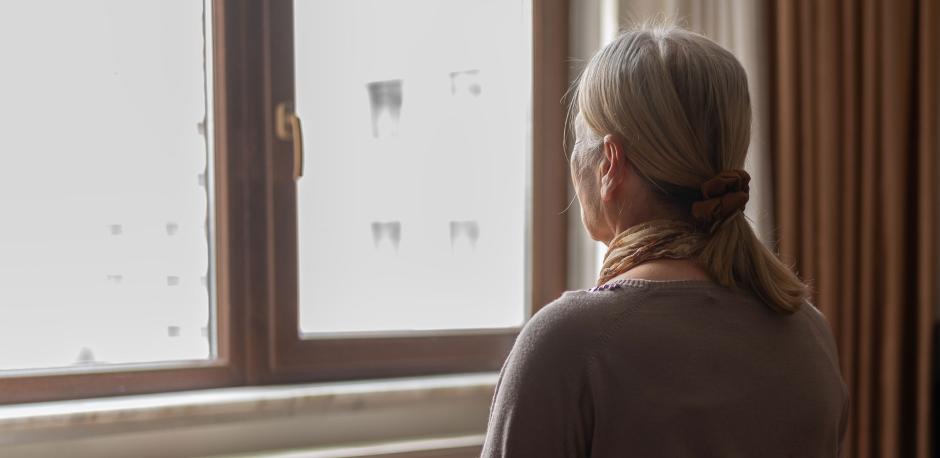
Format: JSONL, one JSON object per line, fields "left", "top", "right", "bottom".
{"left": 0, "top": 1, "right": 214, "bottom": 371}
{"left": 295, "top": 0, "right": 531, "bottom": 334}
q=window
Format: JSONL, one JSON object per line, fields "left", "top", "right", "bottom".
{"left": 0, "top": 0, "right": 214, "bottom": 372}
{"left": 0, "top": 0, "right": 569, "bottom": 404}
{"left": 294, "top": 0, "right": 531, "bottom": 335}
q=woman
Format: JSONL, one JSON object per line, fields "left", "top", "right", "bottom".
{"left": 481, "top": 23, "right": 847, "bottom": 457}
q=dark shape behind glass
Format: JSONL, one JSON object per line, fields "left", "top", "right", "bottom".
{"left": 74, "top": 347, "right": 96, "bottom": 365}
{"left": 366, "top": 80, "right": 404, "bottom": 138}
{"left": 449, "top": 220, "right": 480, "bottom": 251}
{"left": 370, "top": 221, "right": 402, "bottom": 251}
{"left": 449, "top": 69, "right": 482, "bottom": 97}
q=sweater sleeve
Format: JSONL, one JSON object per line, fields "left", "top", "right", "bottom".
{"left": 480, "top": 295, "right": 595, "bottom": 458}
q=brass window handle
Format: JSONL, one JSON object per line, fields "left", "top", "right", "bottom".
{"left": 275, "top": 102, "right": 304, "bottom": 180}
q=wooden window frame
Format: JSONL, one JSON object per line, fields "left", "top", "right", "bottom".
{"left": 0, "top": 0, "right": 569, "bottom": 404}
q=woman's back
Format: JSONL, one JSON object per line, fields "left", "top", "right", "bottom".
{"left": 481, "top": 280, "right": 847, "bottom": 457}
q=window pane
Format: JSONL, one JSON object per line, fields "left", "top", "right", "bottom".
{"left": 0, "top": 1, "right": 215, "bottom": 371}
{"left": 295, "top": 0, "right": 531, "bottom": 334}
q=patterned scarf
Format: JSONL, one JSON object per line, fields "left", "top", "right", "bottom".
{"left": 596, "top": 219, "right": 707, "bottom": 287}
{"left": 595, "top": 170, "right": 751, "bottom": 287}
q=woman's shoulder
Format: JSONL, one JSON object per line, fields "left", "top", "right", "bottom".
{"left": 530, "top": 279, "right": 783, "bottom": 345}
{"left": 511, "top": 287, "right": 645, "bottom": 363}
{"left": 520, "top": 279, "right": 805, "bottom": 358}
{"left": 533, "top": 279, "right": 728, "bottom": 325}
{"left": 518, "top": 281, "right": 667, "bottom": 352}
{"left": 539, "top": 279, "right": 733, "bottom": 321}
{"left": 531, "top": 282, "right": 651, "bottom": 327}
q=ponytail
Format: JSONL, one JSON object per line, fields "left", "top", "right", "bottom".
{"left": 699, "top": 214, "right": 808, "bottom": 313}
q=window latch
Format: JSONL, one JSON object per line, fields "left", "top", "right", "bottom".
{"left": 275, "top": 101, "right": 304, "bottom": 180}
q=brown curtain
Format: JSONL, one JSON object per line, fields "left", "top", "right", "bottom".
{"left": 770, "top": 0, "right": 938, "bottom": 457}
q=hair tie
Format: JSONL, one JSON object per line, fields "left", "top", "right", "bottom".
{"left": 691, "top": 169, "right": 750, "bottom": 230}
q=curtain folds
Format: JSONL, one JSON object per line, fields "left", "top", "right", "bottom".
{"left": 770, "top": 1, "right": 938, "bottom": 457}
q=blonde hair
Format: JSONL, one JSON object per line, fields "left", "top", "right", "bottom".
{"left": 573, "top": 22, "right": 809, "bottom": 313}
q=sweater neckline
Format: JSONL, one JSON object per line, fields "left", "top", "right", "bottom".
{"left": 586, "top": 278, "right": 724, "bottom": 292}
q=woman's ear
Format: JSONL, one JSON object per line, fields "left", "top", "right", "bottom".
{"left": 599, "top": 133, "right": 628, "bottom": 202}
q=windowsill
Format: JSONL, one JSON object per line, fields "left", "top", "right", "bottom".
{"left": 213, "top": 434, "right": 486, "bottom": 458}
{"left": 0, "top": 372, "right": 498, "bottom": 457}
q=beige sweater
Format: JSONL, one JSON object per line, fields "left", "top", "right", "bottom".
{"left": 481, "top": 279, "right": 847, "bottom": 457}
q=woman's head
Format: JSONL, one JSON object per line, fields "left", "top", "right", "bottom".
{"left": 571, "top": 23, "right": 751, "bottom": 239}
{"left": 571, "top": 22, "right": 809, "bottom": 313}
